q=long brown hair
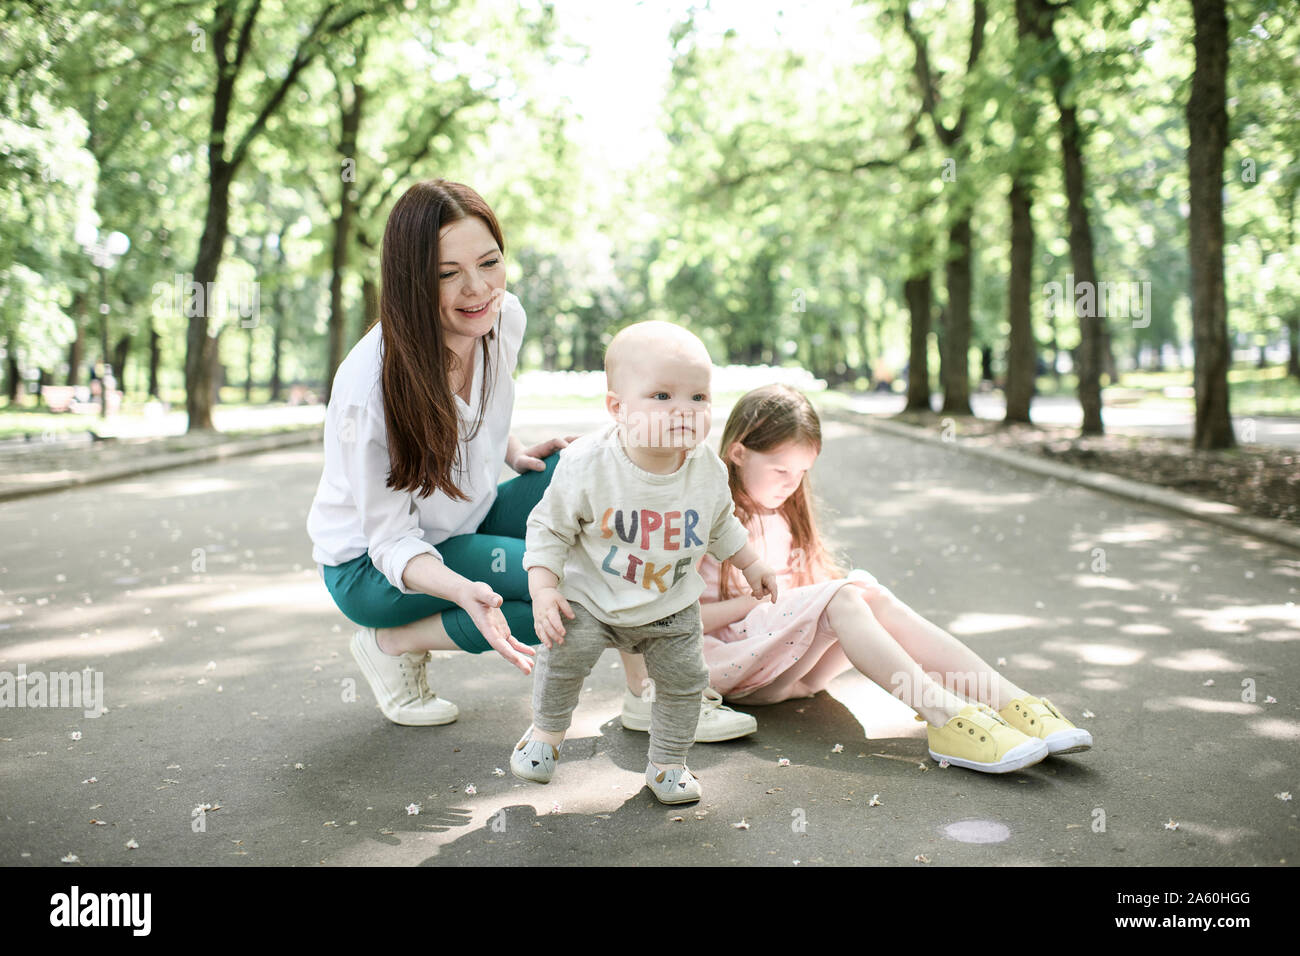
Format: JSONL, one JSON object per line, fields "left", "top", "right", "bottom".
{"left": 374, "top": 180, "right": 503, "bottom": 500}
{"left": 716, "top": 384, "right": 847, "bottom": 598}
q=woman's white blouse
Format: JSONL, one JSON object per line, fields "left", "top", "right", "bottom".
{"left": 307, "top": 291, "right": 525, "bottom": 594}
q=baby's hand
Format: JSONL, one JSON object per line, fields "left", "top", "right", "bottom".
{"left": 743, "top": 560, "right": 779, "bottom": 604}
{"left": 533, "top": 587, "right": 575, "bottom": 649}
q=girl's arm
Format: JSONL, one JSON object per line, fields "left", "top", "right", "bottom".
{"left": 701, "top": 594, "right": 761, "bottom": 634}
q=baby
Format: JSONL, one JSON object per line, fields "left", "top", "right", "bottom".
{"left": 515, "top": 321, "right": 779, "bottom": 804}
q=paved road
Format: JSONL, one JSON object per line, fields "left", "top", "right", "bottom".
{"left": 849, "top": 392, "right": 1300, "bottom": 448}
{"left": 1, "top": 411, "right": 1296, "bottom": 866}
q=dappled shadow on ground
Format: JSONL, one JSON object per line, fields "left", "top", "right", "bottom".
{"left": 1, "top": 425, "right": 1295, "bottom": 865}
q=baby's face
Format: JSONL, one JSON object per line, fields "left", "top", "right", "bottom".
{"left": 612, "top": 348, "right": 713, "bottom": 450}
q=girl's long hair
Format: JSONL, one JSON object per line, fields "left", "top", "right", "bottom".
{"left": 373, "top": 179, "right": 503, "bottom": 500}
{"left": 716, "top": 384, "right": 847, "bottom": 598}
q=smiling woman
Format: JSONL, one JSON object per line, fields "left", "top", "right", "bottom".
{"left": 305, "top": 179, "right": 578, "bottom": 727}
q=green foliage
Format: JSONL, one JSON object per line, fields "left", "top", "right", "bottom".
{"left": 0, "top": 0, "right": 1296, "bottom": 416}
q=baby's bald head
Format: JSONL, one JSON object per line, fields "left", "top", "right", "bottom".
{"left": 605, "top": 321, "right": 712, "bottom": 395}
{"left": 605, "top": 321, "right": 715, "bottom": 449}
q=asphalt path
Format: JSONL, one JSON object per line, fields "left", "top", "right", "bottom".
{"left": 1, "top": 408, "right": 1296, "bottom": 866}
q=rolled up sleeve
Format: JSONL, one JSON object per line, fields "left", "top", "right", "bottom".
{"left": 335, "top": 400, "right": 440, "bottom": 594}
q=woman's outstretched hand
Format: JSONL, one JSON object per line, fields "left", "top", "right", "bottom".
{"left": 460, "top": 580, "right": 536, "bottom": 674}
{"left": 509, "top": 435, "right": 580, "bottom": 473}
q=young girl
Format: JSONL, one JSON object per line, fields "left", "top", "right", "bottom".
{"left": 693, "top": 384, "right": 1093, "bottom": 773}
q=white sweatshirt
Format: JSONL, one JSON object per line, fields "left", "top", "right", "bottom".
{"left": 522, "top": 420, "right": 752, "bottom": 627}
{"left": 307, "top": 292, "right": 525, "bottom": 594}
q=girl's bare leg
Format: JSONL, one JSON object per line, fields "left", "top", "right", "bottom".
{"left": 375, "top": 613, "right": 461, "bottom": 655}
{"left": 729, "top": 632, "right": 847, "bottom": 705}
{"left": 816, "top": 588, "right": 972, "bottom": 725}
{"left": 854, "top": 587, "right": 1029, "bottom": 712}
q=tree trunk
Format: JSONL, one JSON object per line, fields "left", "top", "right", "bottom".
{"left": 148, "top": 319, "right": 161, "bottom": 399}
{"left": 245, "top": 326, "right": 255, "bottom": 402}
{"left": 271, "top": 222, "right": 291, "bottom": 402}
{"left": 112, "top": 333, "right": 130, "bottom": 392}
{"left": 1005, "top": 177, "right": 1037, "bottom": 422}
{"left": 271, "top": 315, "right": 284, "bottom": 401}
{"left": 941, "top": 217, "right": 974, "bottom": 414}
{"left": 1286, "top": 192, "right": 1298, "bottom": 380}
{"left": 5, "top": 342, "right": 19, "bottom": 402}
{"left": 1057, "top": 102, "right": 1105, "bottom": 434}
{"left": 1006, "top": 0, "right": 1044, "bottom": 426}
{"left": 183, "top": 0, "right": 371, "bottom": 432}
{"left": 326, "top": 68, "right": 364, "bottom": 404}
{"left": 208, "top": 329, "right": 225, "bottom": 410}
{"left": 828, "top": 320, "right": 849, "bottom": 385}
{"left": 361, "top": 275, "right": 379, "bottom": 338}
{"left": 1187, "top": 0, "right": 1235, "bottom": 449}
{"left": 186, "top": 160, "right": 234, "bottom": 431}
{"left": 855, "top": 307, "right": 872, "bottom": 386}
{"left": 902, "top": 1, "right": 984, "bottom": 416}
{"left": 904, "top": 273, "right": 933, "bottom": 412}
{"left": 66, "top": 290, "right": 87, "bottom": 386}
{"left": 1102, "top": 322, "right": 1118, "bottom": 384}
{"left": 1025, "top": 0, "right": 1104, "bottom": 435}
{"left": 1287, "top": 315, "right": 1300, "bottom": 380}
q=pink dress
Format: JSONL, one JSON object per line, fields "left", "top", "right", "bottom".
{"left": 699, "top": 512, "right": 887, "bottom": 700}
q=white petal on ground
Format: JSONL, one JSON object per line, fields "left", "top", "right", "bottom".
{"left": 406, "top": 803, "right": 420, "bottom": 815}
{"left": 732, "top": 819, "right": 750, "bottom": 830}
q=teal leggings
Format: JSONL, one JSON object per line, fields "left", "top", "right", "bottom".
{"left": 322, "top": 450, "right": 559, "bottom": 653}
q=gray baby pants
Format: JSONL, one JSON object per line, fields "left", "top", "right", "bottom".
{"left": 531, "top": 600, "right": 708, "bottom": 765}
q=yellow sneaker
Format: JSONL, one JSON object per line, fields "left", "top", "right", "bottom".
{"left": 996, "top": 696, "right": 1092, "bottom": 754}
{"left": 920, "top": 704, "right": 1048, "bottom": 773}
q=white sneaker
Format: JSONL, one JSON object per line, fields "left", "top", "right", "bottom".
{"left": 348, "top": 626, "right": 459, "bottom": 726}
{"left": 621, "top": 686, "right": 757, "bottom": 742}
{"left": 645, "top": 762, "right": 702, "bottom": 804}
